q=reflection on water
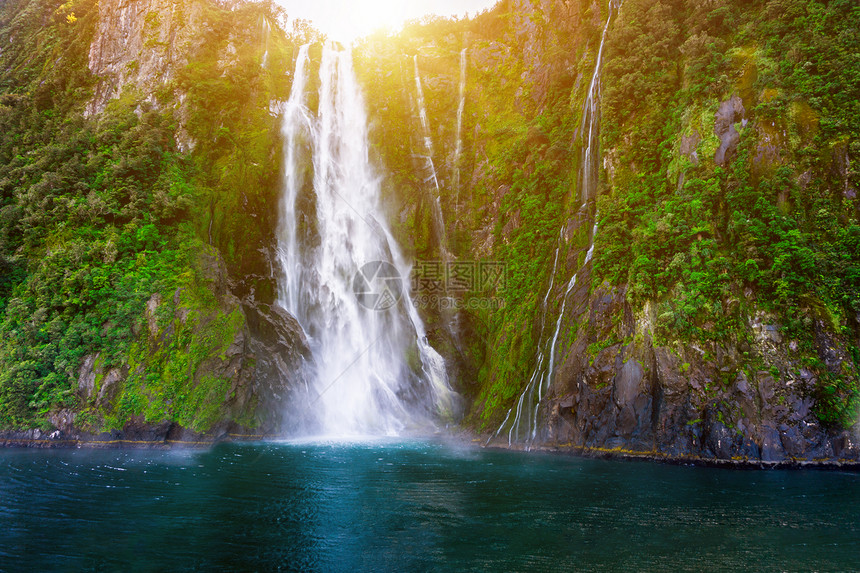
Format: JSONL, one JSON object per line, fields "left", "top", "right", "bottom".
{"left": 1, "top": 439, "right": 858, "bottom": 571}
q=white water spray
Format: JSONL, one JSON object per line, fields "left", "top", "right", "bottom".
{"left": 278, "top": 45, "right": 312, "bottom": 315}
{"left": 277, "top": 44, "right": 459, "bottom": 437}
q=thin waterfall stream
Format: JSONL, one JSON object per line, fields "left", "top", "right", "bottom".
{"left": 276, "top": 44, "right": 458, "bottom": 436}
{"left": 491, "top": 0, "right": 622, "bottom": 446}
{"left": 412, "top": 55, "right": 450, "bottom": 262}
{"left": 453, "top": 47, "right": 467, "bottom": 207}
{"left": 579, "top": 0, "right": 621, "bottom": 205}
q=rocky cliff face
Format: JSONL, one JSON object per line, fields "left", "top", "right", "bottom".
{"left": 2, "top": 0, "right": 857, "bottom": 459}
{"left": 37, "top": 247, "right": 313, "bottom": 444}
{"left": 357, "top": 0, "right": 859, "bottom": 465}
{"left": 0, "top": 0, "right": 312, "bottom": 443}
{"left": 526, "top": 217, "right": 860, "bottom": 463}
{"left": 86, "top": 0, "right": 204, "bottom": 117}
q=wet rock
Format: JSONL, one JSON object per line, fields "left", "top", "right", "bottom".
{"left": 97, "top": 368, "right": 126, "bottom": 408}
{"left": 732, "top": 371, "right": 758, "bottom": 423}
{"left": 757, "top": 372, "right": 776, "bottom": 413}
{"left": 121, "top": 418, "right": 174, "bottom": 443}
{"left": 48, "top": 409, "right": 76, "bottom": 436}
{"left": 831, "top": 431, "right": 860, "bottom": 460}
{"left": 239, "top": 301, "right": 313, "bottom": 433}
{"left": 760, "top": 425, "right": 785, "bottom": 462}
{"left": 714, "top": 95, "right": 745, "bottom": 165}
{"left": 78, "top": 354, "right": 98, "bottom": 401}
{"left": 613, "top": 358, "right": 645, "bottom": 407}
{"left": 703, "top": 404, "right": 736, "bottom": 460}
{"left": 146, "top": 293, "right": 162, "bottom": 337}
{"left": 779, "top": 424, "right": 805, "bottom": 458}
{"left": 680, "top": 131, "right": 701, "bottom": 164}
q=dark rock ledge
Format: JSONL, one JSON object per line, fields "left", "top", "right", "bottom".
{"left": 481, "top": 438, "right": 860, "bottom": 471}
{"left": 0, "top": 423, "right": 277, "bottom": 449}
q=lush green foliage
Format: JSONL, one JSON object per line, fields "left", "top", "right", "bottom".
{"left": 1, "top": 0, "right": 857, "bottom": 434}
{"left": 0, "top": 0, "right": 303, "bottom": 429}
{"left": 593, "top": 0, "right": 860, "bottom": 425}
{"left": 359, "top": 0, "right": 859, "bottom": 429}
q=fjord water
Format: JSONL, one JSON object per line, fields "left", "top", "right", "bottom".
{"left": 2, "top": 441, "right": 858, "bottom": 571}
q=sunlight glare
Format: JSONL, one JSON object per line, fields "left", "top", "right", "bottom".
{"left": 277, "top": 0, "right": 498, "bottom": 42}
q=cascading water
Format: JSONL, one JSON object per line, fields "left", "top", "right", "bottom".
{"left": 453, "top": 48, "right": 467, "bottom": 206}
{"left": 260, "top": 17, "right": 271, "bottom": 68}
{"left": 490, "top": 229, "right": 563, "bottom": 446}
{"left": 278, "top": 44, "right": 312, "bottom": 315}
{"left": 412, "top": 56, "right": 450, "bottom": 261}
{"left": 277, "top": 44, "right": 459, "bottom": 437}
{"left": 579, "top": 0, "right": 621, "bottom": 205}
{"left": 413, "top": 56, "right": 440, "bottom": 192}
{"left": 490, "top": 220, "right": 599, "bottom": 446}
{"left": 491, "top": 0, "right": 622, "bottom": 446}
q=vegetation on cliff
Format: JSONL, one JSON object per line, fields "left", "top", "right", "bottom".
{"left": 0, "top": 0, "right": 307, "bottom": 431}
{"left": 0, "top": 0, "right": 857, "bottom": 447}
{"left": 354, "top": 0, "right": 859, "bottom": 435}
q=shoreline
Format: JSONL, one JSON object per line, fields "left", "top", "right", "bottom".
{"left": 4, "top": 428, "right": 860, "bottom": 470}
{"left": 0, "top": 429, "right": 268, "bottom": 450}
{"left": 478, "top": 437, "right": 860, "bottom": 471}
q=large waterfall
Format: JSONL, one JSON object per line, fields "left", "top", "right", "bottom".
{"left": 276, "top": 44, "right": 458, "bottom": 437}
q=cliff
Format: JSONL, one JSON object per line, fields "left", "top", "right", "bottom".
{"left": 0, "top": 0, "right": 313, "bottom": 441}
{"left": 357, "top": 0, "right": 860, "bottom": 463}
{"left": 0, "top": 0, "right": 858, "bottom": 461}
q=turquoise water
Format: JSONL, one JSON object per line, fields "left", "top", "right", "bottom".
{"left": 1, "top": 438, "right": 858, "bottom": 571}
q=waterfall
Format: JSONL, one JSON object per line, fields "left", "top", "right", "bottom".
{"left": 278, "top": 44, "right": 312, "bottom": 316}
{"left": 413, "top": 55, "right": 450, "bottom": 261}
{"left": 413, "top": 56, "right": 439, "bottom": 192}
{"left": 579, "top": 0, "right": 621, "bottom": 205}
{"left": 453, "top": 48, "right": 467, "bottom": 206}
{"left": 277, "top": 44, "right": 459, "bottom": 437}
{"left": 490, "top": 220, "right": 600, "bottom": 446}
{"left": 490, "top": 230, "right": 563, "bottom": 446}
{"left": 261, "top": 17, "right": 271, "bottom": 68}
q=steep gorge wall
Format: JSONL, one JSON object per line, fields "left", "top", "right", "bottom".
{"left": 0, "top": 0, "right": 857, "bottom": 460}
{"left": 358, "top": 0, "right": 860, "bottom": 463}
{"left": 0, "top": 0, "right": 315, "bottom": 440}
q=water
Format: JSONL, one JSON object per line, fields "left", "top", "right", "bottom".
{"left": 494, "top": 0, "right": 624, "bottom": 444}
{"left": 412, "top": 56, "right": 450, "bottom": 262}
{"left": 275, "top": 45, "right": 457, "bottom": 436}
{"left": 413, "top": 56, "right": 440, "bottom": 193}
{"left": 579, "top": 0, "right": 621, "bottom": 205}
{"left": 1, "top": 441, "right": 858, "bottom": 571}
{"left": 493, "top": 220, "right": 599, "bottom": 445}
{"left": 453, "top": 48, "right": 467, "bottom": 205}
{"left": 277, "top": 44, "right": 312, "bottom": 315}
{"left": 261, "top": 16, "right": 272, "bottom": 68}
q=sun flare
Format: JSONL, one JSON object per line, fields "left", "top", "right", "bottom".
{"left": 276, "top": 0, "right": 498, "bottom": 42}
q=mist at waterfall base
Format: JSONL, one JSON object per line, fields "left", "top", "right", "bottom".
{"left": 3, "top": 441, "right": 859, "bottom": 571}
{"left": 276, "top": 44, "right": 459, "bottom": 438}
